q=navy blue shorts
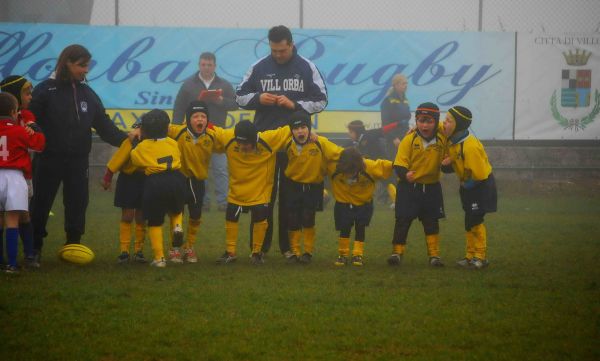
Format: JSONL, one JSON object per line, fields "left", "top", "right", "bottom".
{"left": 184, "top": 177, "right": 205, "bottom": 219}
{"left": 460, "top": 173, "right": 497, "bottom": 215}
{"left": 284, "top": 179, "right": 324, "bottom": 212}
{"left": 334, "top": 201, "right": 374, "bottom": 231}
{"left": 142, "top": 171, "right": 186, "bottom": 226}
{"left": 114, "top": 171, "right": 145, "bottom": 209}
{"left": 395, "top": 181, "right": 445, "bottom": 221}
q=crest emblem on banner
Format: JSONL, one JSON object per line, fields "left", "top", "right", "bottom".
{"left": 550, "top": 49, "right": 600, "bottom": 131}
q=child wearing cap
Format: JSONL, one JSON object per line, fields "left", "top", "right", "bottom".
{"left": 0, "top": 75, "right": 40, "bottom": 268}
{"left": 211, "top": 120, "right": 291, "bottom": 265}
{"left": 284, "top": 110, "right": 342, "bottom": 263}
{"left": 441, "top": 106, "right": 497, "bottom": 269}
{"left": 165, "top": 100, "right": 221, "bottom": 263}
{"left": 328, "top": 147, "right": 393, "bottom": 266}
{"left": 388, "top": 102, "right": 447, "bottom": 267}
{"left": 101, "top": 132, "right": 148, "bottom": 264}
{"left": 130, "top": 109, "right": 186, "bottom": 268}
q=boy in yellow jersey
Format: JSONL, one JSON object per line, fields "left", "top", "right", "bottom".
{"left": 329, "top": 147, "right": 393, "bottom": 266}
{"left": 388, "top": 102, "right": 446, "bottom": 267}
{"left": 101, "top": 123, "right": 147, "bottom": 264}
{"left": 130, "top": 109, "right": 186, "bottom": 268}
{"left": 211, "top": 120, "right": 291, "bottom": 265}
{"left": 441, "top": 106, "right": 497, "bottom": 270}
{"left": 166, "top": 101, "right": 221, "bottom": 263}
{"left": 284, "top": 110, "right": 342, "bottom": 263}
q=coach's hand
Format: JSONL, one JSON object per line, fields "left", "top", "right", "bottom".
{"left": 259, "top": 93, "right": 278, "bottom": 106}
{"left": 276, "top": 95, "right": 295, "bottom": 109}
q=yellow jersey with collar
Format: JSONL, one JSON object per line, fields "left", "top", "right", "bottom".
{"left": 167, "top": 124, "right": 218, "bottom": 180}
{"left": 330, "top": 158, "right": 393, "bottom": 206}
{"left": 447, "top": 134, "right": 492, "bottom": 182}
{"left": 107, "top": 138, "right": 138, "bottom": 175}
{"left": 212, "top": 126, "right": 291, "bottom": 206}
{"left": 284, "top": 135, "right": 343, "bottom": 184}
{"left": 130, "top": 137, "right": 182, "bottom": 175}
{"left": 394, "top": 131, "right": 446, "bottom": 184}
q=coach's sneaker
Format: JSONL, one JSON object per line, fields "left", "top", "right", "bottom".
{"left": 150, "top": 257, "right": 166, "bottom": 268}
{"left": 351, "top": 255, "right": 364, "bottom": 267}
{"left": 456, "top": 258, "right": 472, "bottom": 268}
{"left": 250, "top": 252, "right": 264, "bottom": 265}
{"left": 299, "top": 253, "right": 312, "bottom": 264}
{"left": 216, "top": 252, "right": 237, "bottom": 264}
{"left": 23, "top": 256, "right": 40, "bottom": 269}
{"left": 117, "top": 251, "right": 130, "bottom": 264}
{"left": 184, "top": 248, "right": 198, "bottom": 263}
{"left": 429, "top": 256, "right": 444, "bottom": 267}
{"left": 387, "top": 253, "right": 402, "bottom": 266}
{"left": 5, "top": 265, "right": 19, "bottom": 274}
{"left": 133, "top": 251, "right": 147, "bottom": 263}
{"left": 334, "top": 255, "right": 348, "bottom": 266}
{"left": 168, "top": 247, "right": 184, "bottom": 264}
{"left": 470, "top": 257, "right": 489, "bottom": 270}
{"left": 172, "top": 225, "right": 184, "bottom": 248}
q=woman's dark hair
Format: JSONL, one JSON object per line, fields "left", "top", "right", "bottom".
{"left": 336, "top": 147, "right": 365, "bottom": 175}
{"left": 55, "top": 44, "right": 92, "bottom": 81}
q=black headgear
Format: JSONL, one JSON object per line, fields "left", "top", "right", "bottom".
{"left": 0, "top": 75, "right": 31, "bottom": 107}
{"left": 447, "top": 106, "right": 472, "bottom": 134}
{"left": 186, "top": 100, "right": 210, "bottom": 136}
{"left": 141, "top": 109, "right": 170, "bottom": 139}
{"left": 234, "top": 120, "right": 258, "bottom": 145}
{"left": 288, "top": 110, "right": 311, "bottom": 131}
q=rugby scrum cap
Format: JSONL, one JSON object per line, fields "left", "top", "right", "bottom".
{"left": 447, "top": 106, "right": 472, "bottom": 133}
{"left": 288, "top": 109, "right": 311, "bottom": 131}
{"left": 141, "top": 109, "right": 170, "bottom": 139}
{"left": 186, "top": 100, "right": 209, "bottom": 122}
{"left": 415, "top": 102, "right": 440, "bottom": 122}
{"left": 234, "top": 120, "right": 257, "bottom": 144}
{"left": 0, "top": 75, "right": 31, "bottom": 106}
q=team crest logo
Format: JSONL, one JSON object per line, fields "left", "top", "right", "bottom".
{"left": 550, "top": 49, "right": 600, "bottom": 131}
{"left": 80, "top": 101, "right": 88, "bottom": 112}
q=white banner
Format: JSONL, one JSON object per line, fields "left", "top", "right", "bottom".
{"left": 515, "top": 34, "right": 600, "bottom": 139}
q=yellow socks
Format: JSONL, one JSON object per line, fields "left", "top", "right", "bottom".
{"left": 186, "top": 218, "right": 201, "bottom": 249}
{"left": 425, "top": 234, "right": 440, "bottom": 257}
{"left": 303, "top": 227, "right": 315, "bottom": 255}
{"left": 465, "top": 231, "right": 475, "bottom": 259}
{"left": 225, "top": 221, "right": 238, "bottom": 255}
{"left": 393, "top": 244, "right": 405, "bottom": 255}
{"left": 170, "top": 212, "right": 183, "bottom": 231}
{"left": 251, "top": 220, "right": 268, "bottom": 254}
{"left": 471, "top": 223, "right": 487, "bottom": 260}
{"left": 134, "top": 223, "right": 145, "bottom": 253}
{"left": 289, "top": 230, "right": 302, "bottom": 256}
{"left": 387, "top": 183, "right": 396, "bottom": 203}
{"left": 338, "top": 237, "right": 350, "bottom": 257}
{"left": 148, "top": 226, "right": 164, "bottom": 260}
{"left": 352, "top": 240, "right": 364, "bottom": 257}
{"left": 119, "top": 221, "right": 132, "bottom": 253}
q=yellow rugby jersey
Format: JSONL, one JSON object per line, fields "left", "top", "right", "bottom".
{"left": 394, "top": 132, "right": 446, "bottom": 184}
{"left": 168, "top": 124, "right": 219, "bottom": 180}
{"left": 447, "top": 134, "right": 492, "bottom": 182}
{"left": 130, "top": 137, "right": 182, "bottom": 175}
{"left": 107, "top": 138, "right": 138, "bottom": 175}
{"left": 284, "top": 135, "right": 343, "bottom": 184}
{"left": 212, "top": 126, "right": 291, "bottom": 206}
{"left": 329, "top": 159, "right": 393, "bottom": 206}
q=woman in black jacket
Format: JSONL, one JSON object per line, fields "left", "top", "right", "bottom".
{"left": 29, "top": 44, "right": 127, "bottom": 263}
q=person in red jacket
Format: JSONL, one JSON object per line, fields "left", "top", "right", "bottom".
{"left": 0, "top": 75, "right": 41, "bottom": 268}
{"left": 0, "top": 93, "right": 45, "bottom": 273}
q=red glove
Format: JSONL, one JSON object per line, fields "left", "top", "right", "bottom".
{"left": 382, "top": 121, "right": 399, "bottom": 134}
{"left": 101, "top": 169, "right": 114, "bottom": 190}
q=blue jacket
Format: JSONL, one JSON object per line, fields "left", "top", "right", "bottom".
{"left": 30, "top": 77, "right": 126, "bottom": 156}
{"left": 236, "top": 47, "right": 328, "bottom": 131}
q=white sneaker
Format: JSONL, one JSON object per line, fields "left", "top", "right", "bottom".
{"left": 471, "top": 258, "right": 489, "bottom": 270}
{"left": 169, "top": 247, "right": 184, "bottom": 263}
{"left": 429, "top": 256, "right": 444, "bottom": 267}
{"left": 184, "top": 248, "right": 198, "bottom": 263}
{"left": 150, "top": 257, "right": 166, "bottom": 268}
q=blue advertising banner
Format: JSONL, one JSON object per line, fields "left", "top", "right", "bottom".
{"left": 0, "top": 23, "right": 515, "bottom": 138}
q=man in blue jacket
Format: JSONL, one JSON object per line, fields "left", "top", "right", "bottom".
{"left": 236, "top": 25, "right": 328, "bottom": 258}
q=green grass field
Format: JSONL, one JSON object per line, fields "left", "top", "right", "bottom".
{"left": 1, "top": 180, "right": 599, "bottom": 361}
